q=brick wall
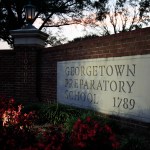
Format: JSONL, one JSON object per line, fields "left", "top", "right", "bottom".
{"left": 14, "top": 47, "right": 41, "bottom": 103}
{"left": 0, "top": 50, "right": 15, "bottom": 97}
{"left": 0, "top": 47, "right": 40, "bottom": 103}
{"left": 0, "top": 27, "right": 150, "bottom": 103}
{"left": 41, "top": 27, "right": 150, "bottom": 102}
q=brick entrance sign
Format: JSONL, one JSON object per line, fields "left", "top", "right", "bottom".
{"left": 1, "top": 26, "right": 150, "bottom": 123}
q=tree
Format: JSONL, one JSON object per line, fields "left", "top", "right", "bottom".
{"left": 0, "top": 0, "right": 108, "bottom": 46}
{"left": 139, "top": 0, "right": 150, "bottom": 26}
{"left": 93, "top": 0, "right": 150, "bottom": 35}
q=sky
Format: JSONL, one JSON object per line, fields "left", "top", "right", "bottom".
{"left": 0, "top": 41, "right": 11, "bottom": 49}
{"left": 35, "top": 18, "right": 89, "bottom": 42}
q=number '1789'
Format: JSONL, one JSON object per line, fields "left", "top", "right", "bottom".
{"left": 113, "top": 97, "right": 135, "bottom": 110}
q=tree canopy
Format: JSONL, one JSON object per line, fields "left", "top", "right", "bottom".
{"left": 0, "top": 0, "right": 108, "bottom": 46}
{"left": 91, "top": 0, "right": 150, "bottom": 36}
{"left": 0, "top": 0, "right": 149, "bottom": 47}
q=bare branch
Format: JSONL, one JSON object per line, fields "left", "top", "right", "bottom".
{"left": 39, "top": 13, "right": 54, "bottom": 30}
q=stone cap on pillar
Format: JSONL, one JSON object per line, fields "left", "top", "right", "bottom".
{"left": 10, "top": 25, "right": 49, "bottom": 47}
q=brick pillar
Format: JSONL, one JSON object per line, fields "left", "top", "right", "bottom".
{"left": 10, "top": 26, "right": 48, "bottom": 103}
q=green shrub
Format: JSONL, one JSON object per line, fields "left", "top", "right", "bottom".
{"left": 37, "top": 103, "right": 83, "bottom": 125}
{"left": 64, "top": 110, "right": 107, "bottom": 134}
{"left": 120, "top": 134, "right": 148, "bottom": 150}
{"left": 22, "top": 102, "right": 42, "bottom": 113}
{"left": 36, "top": 102, "right": 117, "bottom": 132}
{"left": 64, "top": 115, "right": 78, "bottom": 133}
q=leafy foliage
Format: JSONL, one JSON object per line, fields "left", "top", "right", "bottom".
{"left": 0, "top": 0, "right": 106, "bottom": 46}
{"left": 93, "top": 0, "right": 150, "bottom": 35}
{"left": 33, "top": 125, "right": 68, "bottom": 150}
{"left": 0, "top": 96, "right": 37, "bottom": 150}
{"left": 120, "top": 134, "right": 148, "bottom": 150}
{"left": 70, "top": 116, "right": 120, "bottom": 150}
{"left": 0, "top": 97, "right": 149, "bottom": 150}
{"left": 37, "top": 103, "right": 83, "bottom": 125}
